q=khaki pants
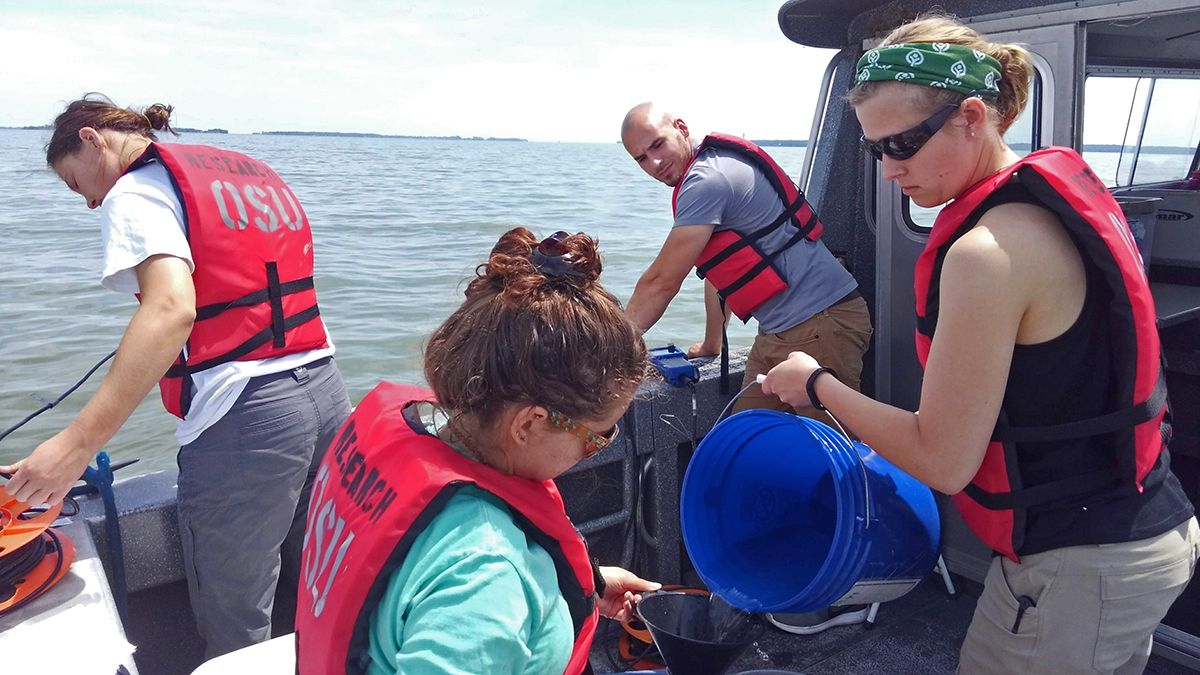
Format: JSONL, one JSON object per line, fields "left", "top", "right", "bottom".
{"left": 958, "top": 517, "right": 1200, "bottom": 675}
{"left": 733, "top": 295, "right": 872, "bottom": 429}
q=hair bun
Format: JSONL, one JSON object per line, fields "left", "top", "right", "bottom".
{"left": 466, "top": 227, "right": 603, "bottom": 299}
{"left": 143, "top": 103, "right": 174, "bottom": 132}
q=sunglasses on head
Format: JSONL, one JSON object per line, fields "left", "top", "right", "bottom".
{"left": 860, "top": 102, "right": 961, "bottom": 161}
{"left": 530, "top": 230, "right": 583, "bottom": 278}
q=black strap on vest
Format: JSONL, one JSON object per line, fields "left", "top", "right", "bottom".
{"left": 266, "top": 262, "right": 287, "bottom": 348}
{"left": 715, "top": 217, "right": 816, "bottom": 300}
{"left": 178, "top": 361, "right": 194, "bottom": 417}
{"left": 719, "top": 297, "right": 730, "bottom": 395}
{"left": 968, "top": 374, "right": 1168, "bottom": 511}
{"left": 171, "top": 263, "right": 320, "bottom": 379}
{"left": 165, "top": 304, "right": 321, "bottom": 377}
{"left": 695, "top": 196, "right": 817, "bottom": 279}
{"left": 697, "top": 136, "right": 823, "bottom": 245}
{"left": 963, "top": 469, "right": 1122, "bottom": 510}
{"left": 992, "top": 374, "right": 1168, "bottom": 444}
{"left": 195, "top": 276, "right": 315, "bottom": 321}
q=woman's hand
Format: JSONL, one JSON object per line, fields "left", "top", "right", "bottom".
{"left": 759, "top": 351, "right": 823, "bottom": 409}
{"left": 597, "top": 566, "right": 661, "bottom": 621}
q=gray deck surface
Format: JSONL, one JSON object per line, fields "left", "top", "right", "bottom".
{"left": 587, "top": 574, "right": 1198, "bottom": 675}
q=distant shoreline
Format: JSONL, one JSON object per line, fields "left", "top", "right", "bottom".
{"left": 255, "top": 130, "right": 527, "bottom": 142}
{"left": 0, "top": 127, "right": 1193, "bottom": 153}
{"left": 753, "top": 139, "right": 809, "bottom": 147}
{"left": 0, "top": 125, "right": 523, "bottom": 142}
{"left": 1, "top": 124, "right": 228, "bottom": 134}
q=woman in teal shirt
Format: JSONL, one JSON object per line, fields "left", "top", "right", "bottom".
{"left": 367, "top": 228, "right": 659, "bottom": 674}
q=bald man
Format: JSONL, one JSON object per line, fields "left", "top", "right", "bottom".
{"left": 621, "top": 102, "right": 872, "bottom": 418}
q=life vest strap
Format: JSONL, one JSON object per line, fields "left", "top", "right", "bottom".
{"left": 695, "top": 195, "right": 815, "bottom": 278}
{"left": 194, "top": 275, "right": 316, "bottom": 321}
{"left": 720, "top": 296, "right": 730, "bottom": 395}
{"left": 717, "top": 224, "right": 812, "bottom": 300}
{"left": 165, "top": 304, "right": 321, "bottom": 377}
{"left": 992, "top": 374, "right": 1167, "bottom": 443}
{"left": 266, "top": 262, "right": 286, "bottom": 348}
{"left": 963, "top": 468, "right": 1121, "bottom": 510}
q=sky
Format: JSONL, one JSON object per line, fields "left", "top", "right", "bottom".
{"left": 0, "top": 0, "right": 837, "bottom": 143}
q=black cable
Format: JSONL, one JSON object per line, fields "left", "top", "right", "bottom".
{"left": 0, "top": 529, "right": 66, "bottom": 616}
{"left": 0, "top": 350, "right": 117, "bottom": 444}
{"left": 15, "top": 495, "right": 79, "bottom": 519}
{"left": 615, "top": 407, "right": 642, "bottom": 571}
{"left": 0, "top": 537, "right": 45, "bottom": 593}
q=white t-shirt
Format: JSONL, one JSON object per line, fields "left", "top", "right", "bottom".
{"left": 99, "top": 160, "right": 336, "bottom": 446}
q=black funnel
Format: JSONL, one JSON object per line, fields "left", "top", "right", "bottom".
{"left": 636, "top": 591, "right": 764, "bottom": 675}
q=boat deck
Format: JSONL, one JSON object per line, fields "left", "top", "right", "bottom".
{"left": 588, "top": 574, "right": 1197, "bottom": 674}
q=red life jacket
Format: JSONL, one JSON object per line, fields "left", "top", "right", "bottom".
{"left": 128, "top": 143, "right": 329, "bottom": 418}
{"left": 294, "top": 382, "right": 599, "bottom": 675}
{"left": 913, "top": 147, "right": 1169, "bottom": 561}
{"left": 672, "top": 133, "right": 825, "bottom": 321}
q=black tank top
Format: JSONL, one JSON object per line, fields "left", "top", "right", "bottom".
{"left": 1002, "top": 231, "right": 1193, "bottom": 555}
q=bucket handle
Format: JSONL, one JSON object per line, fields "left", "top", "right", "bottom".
{"left": 841, "top": 425, "right": 873, "bottom": 530}
{"left": 745, "top": 374, "right": 872, "bottom": 529}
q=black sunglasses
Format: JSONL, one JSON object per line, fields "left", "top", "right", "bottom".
{"left": 860, "top": 102, "right": 961, "bottom": 161}
{"left": 530, "top": 230, "right": 583, "bottom": 278}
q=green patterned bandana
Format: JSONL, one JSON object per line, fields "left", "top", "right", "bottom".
{"left": 855, "top": 42, "right": 1002, "bottom": 97}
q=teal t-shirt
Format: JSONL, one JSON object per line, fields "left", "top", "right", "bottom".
{"left": 365, "top": 485, "right": 574, "bottom": 675}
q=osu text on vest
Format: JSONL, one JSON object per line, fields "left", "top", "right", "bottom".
{"left": 128, "top": 143, "right": 329, "bottom": 418}
{"left": 294, "top": 382, "right": 599, "bottom": 675}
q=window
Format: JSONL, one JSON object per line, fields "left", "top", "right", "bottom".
{"left": 1083, "top": 75, "right": 1200, "bottom": 188}
{"left": 904, "top": 70, "right": 1044, "bottom": 230}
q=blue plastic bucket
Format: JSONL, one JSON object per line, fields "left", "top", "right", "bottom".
{"left": 681, "top": 410, "right": 941, "bottom": 612}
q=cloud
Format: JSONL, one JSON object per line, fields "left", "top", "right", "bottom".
{"left": 2, "top": 0, "right": 835, "bottom": 142}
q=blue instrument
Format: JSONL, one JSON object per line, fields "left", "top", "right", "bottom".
{"left": 648, "top": 345, "right": 700, "bottom": 387}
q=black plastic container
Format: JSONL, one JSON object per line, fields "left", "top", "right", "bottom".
{"left": 636, "top": 591, "right": 765, "bottom": 675}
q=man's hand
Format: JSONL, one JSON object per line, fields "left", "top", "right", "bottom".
{"left": 0, "top": 427, "right": 95, "bottom": 504}
{"left": 626, "top": 225, "right": 715, "bottom": 332}
{"left": 597, "top": 566, "right": 662, "bottom": 621}
{"left": 686, "top": 341, "right": 721, "bottom": 358}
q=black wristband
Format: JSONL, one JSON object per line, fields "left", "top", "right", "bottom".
{"left": 806, "top": 367, "right": 837, "bottom": 412}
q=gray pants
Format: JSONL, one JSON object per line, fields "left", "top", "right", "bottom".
{"left": 177, "top": 357, "right": 351, "bottom": 660}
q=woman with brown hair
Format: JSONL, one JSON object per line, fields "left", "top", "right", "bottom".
{"left": 761, "top": 15, "right": 1198, "bottom": 674}
{"left": 295, "top": 228, "right": 658, "bottom": 675}
{"left": 1, "top": 94, "right": 352, "bottom": 658}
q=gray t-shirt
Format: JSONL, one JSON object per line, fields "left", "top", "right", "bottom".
{"left": 673, "top": 145, "right": 858, "bottom": 333}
